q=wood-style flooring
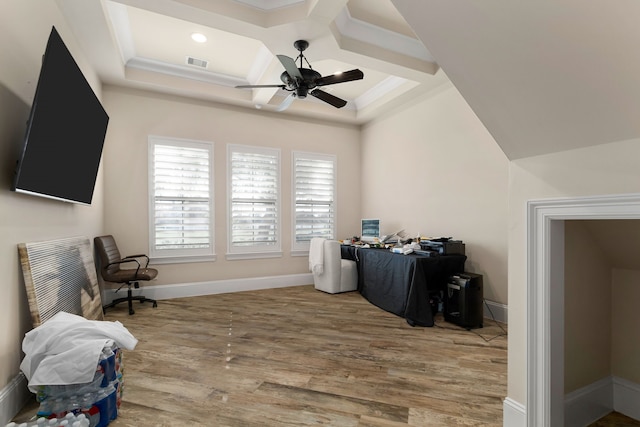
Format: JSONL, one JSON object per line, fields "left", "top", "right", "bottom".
{"left": 16, "top": 284, "right": 634, "bottom": 426}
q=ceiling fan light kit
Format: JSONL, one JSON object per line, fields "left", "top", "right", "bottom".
{"left": 235, "top": 40, "right": 364, "bottom": 111}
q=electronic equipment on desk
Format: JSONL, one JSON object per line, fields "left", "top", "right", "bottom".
{"left": 420, "top": 238, "right": 465, "bottom": 255}
{"left": 413, "top": 249, "right": 439, "bottom": 257}
{"left": 361, "top": 218, "right": 380, "bottom": 243}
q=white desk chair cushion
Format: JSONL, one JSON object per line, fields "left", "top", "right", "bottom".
{"left": 309, "top": 238, "right": 358, "bottom": 294}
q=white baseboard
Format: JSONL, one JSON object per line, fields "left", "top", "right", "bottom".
{"left": 565, "top": 376, "right": 613, "bottom": 427}
{"left": 0, "top": 373, "right": 31, "bottom": 425}
{"left": 104, "top": 275, "right": 511, "bottom": 325}
{"left": 613, "top": 376, "right": 640, "bottom": 421}
{"left": 503, "top": 397, "right": 526, "bottom": 427}
{"left": 563, "top": 376, "right": 640, "bottom": 426}
{"left": 484, "top": 299, "right": 508, "bottom": 324}
{"left": 103, "top": 273, "right": 314, "bottom": 303}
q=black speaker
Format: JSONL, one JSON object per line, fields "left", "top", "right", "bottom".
{"left": 444, "top": 272, "right": 483, "bottom": 329}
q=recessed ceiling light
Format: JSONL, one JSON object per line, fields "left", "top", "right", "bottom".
{"left": 191, "top": 33, "right": 207, "bottom": 43}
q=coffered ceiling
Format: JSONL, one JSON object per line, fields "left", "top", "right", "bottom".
{"left": 58, "top": 0, "right": 449, "bottom": 125}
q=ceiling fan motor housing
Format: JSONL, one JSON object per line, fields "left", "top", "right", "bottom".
{"left": 280, "top": 68, "right": 322, "bottom": 98}
{"left": 295, "top": 87, "right": 308, "bottom": 98}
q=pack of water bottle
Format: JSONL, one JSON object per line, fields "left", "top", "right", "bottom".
{"left": 24, "top": 341, "right": 124, "bottom": 427}
{"left": 6, "top": 412, "right": 90, "bottom": 427}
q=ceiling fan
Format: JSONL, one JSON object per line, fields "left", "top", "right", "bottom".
{"left": 235, "top": 40, "right": 364, "bottom": 111}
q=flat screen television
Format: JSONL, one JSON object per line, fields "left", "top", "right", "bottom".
{"left": 12, "top": 26, "right": 109, "bottom": 205}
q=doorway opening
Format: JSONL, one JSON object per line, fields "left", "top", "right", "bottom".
{"left": 526, "top": 193, "right": 640, "bottom": 426}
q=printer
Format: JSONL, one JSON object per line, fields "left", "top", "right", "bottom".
{"left": 420, "top": 238, "right": 465, "bottom": 255}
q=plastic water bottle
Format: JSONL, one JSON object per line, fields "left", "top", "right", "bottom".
{"left": 36, "top": 399, "right": 52, "bottom": 418}
{"left": 52, "top": 397, "right": 67, "bottom": 419}
{"left": 66, "top": 396, "right": 81, "bottom": 416}
{"left": 99, "top": 343, "right": 116, "bottom": 386}
{"left": 80, "top": 393, "right": 99, "bottom": 427}
{"left": 94, "top": 384, "right": 117, "bottom": 427}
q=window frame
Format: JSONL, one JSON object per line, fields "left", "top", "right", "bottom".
{"left": 147, "top": 135, "right": 215, "bottom": 264}
{"left": 226, "top": 144, "right": 282, "bottom": 260}
{"left": 291, "top": 151, "right": 337, "bottom": 255}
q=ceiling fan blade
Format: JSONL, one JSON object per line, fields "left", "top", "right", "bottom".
{"left": 235, "top": 84, "right": 286, "bottom": 89}
{"left": 276, "top": 93, "right": 296, "bottom": 111}
{"left": 310, "top": 89, "right": 347, "bottom": 108}
{"left": 316, "top": 69, "right": 364, "bottom": 87}
{"left": 277, "top": 54, "right": 303, "bottom": 82}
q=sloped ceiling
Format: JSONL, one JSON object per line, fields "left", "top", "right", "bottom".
{"left": 392, "top": 0, "right": 640, "bottom": 160}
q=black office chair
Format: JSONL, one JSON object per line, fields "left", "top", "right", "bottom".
{"left": 94, "top": 235, "right": 158, "bottom": 315}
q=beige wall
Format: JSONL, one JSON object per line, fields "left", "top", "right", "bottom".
{"left": 564, "top": 221, "right": 612, "bottom": 393}
{"left": 0, "top": 1, "right": 104, "bottom": 392}
{"left": 612, "top": 268, "right": 640, "bottom": 384}
{"left": 360, "top": 83, "right": 509, "bottom": 304}
{"left": 508, "top": 137, "right": 640, "bottom": 404}
{"left": 101, "top": 86, "right": 361, "bottom": 285}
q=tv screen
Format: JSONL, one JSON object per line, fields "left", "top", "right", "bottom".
{"left": 12, "top": 26, "right": 109, "bottom": 205}
{"left": 361, "top": 218, "right": 380, "bottom": 242}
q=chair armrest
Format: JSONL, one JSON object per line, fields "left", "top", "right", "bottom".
{"left": 123, "top": 254, "right": 151, "bottom": 268}
{"left": 107, "top": 258, "right": 142, "bottom": 276}
{"left": 107, "top": 258, "right": 141, "bottom": 267}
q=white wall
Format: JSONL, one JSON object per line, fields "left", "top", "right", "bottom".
{"left": 360, "top": 83, "right": 509, "bottom": 304}
{"left": 101, "top": 86, "right": 362, "bottom": 285}
{"left": 507, "top": 137, "right": 640, "bottom": 405}
{"left": 0, "top": 0, "right": 104, "bottom": 397}
{"left": 564, "top": 221, "right": 612, "bottom": 393}
{"left": 612, "top": 268, "right": 640, "bottom": 384}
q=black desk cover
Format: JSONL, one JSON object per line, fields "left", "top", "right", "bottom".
{"left": 341, "top": 246, "right": 466, "bottom": 326}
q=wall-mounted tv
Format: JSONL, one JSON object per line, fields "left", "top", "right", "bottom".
{"left": 12, "top": 26, "right": 109, "bottom": 205}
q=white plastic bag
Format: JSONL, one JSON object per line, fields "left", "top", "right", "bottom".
{"left": 21, "top": 312, "right": 137, "bottom": 390}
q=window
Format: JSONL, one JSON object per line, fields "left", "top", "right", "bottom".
{"left": 292, "top": 152, "right": 336, "bottom": 253}
{"left": 148, "top": 136, "right": 214, "bottom": 262}
{"left": 227, "top": 144, "right": 281, "bottom": 258}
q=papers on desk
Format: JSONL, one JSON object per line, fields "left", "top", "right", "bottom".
{"left": 391, "top": 242, "right": 420, "bottom": 255}
{"left": 381, "top": 229, "right": 406, "bottom": 243}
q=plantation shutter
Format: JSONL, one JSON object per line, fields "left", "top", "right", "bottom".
{"left": 229, "top": 147, "right": 279, "bottom": 248}
{"left": 293, "top": 153, "right": 335, "bottom": 245}
{"left": 150, "top": 140, "right": 213, "bottom": 256}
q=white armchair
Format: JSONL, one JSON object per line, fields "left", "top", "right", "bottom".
{"left": 309, "top": 238, "right": 358, "bottom": 294}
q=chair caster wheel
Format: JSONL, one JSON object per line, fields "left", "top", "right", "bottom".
{"left": 129, "top": 309, "right": 135, "bottom": 315}
{"left": 153, "top": 302, "right": 158, "bottom": 308}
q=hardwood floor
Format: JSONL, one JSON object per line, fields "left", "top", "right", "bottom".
{"left": 588, "top": 412, "right": 640, "bottom": 427}
{"left": 14, "top": 285, "right": 640, "bottom": 426}
{"left": 17, "top": 285, "right": 510, "bottom": 426}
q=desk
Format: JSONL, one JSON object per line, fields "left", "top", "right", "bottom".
{"left": 341, "top": 246, "right": 466, "bottom": 326}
